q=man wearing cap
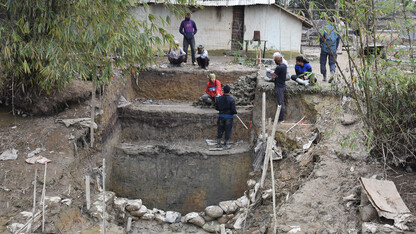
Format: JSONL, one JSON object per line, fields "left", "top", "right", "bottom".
{"left": 216, "top": 85, "right": 237, "bottom": 148}
{"left": 168, "top": 40, "right": 186, "bottom": 67}
{"left": 195, "top": 45, "right": 209, "bottom": 70}
{"left": 268, "top": 54, "right": 287, "bottom": 122}
{"left": 201, "top": 73, "right": 222, "bottom": 104}
{"left": 179, "top": 12, "right": 197, "bottom": 65}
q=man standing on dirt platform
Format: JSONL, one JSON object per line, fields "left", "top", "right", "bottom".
{"left": 320, "top": 19, "right": 340, "bottom": 83}
{"left": 216, "top": 85, "right": 237, "bottom": 149}
{"left": 268, "top": 54, "right": 287, "bottom": 122}
{"left": 179, "top": 12, "right": 197, "bottom": 65}
{"left": 201, "top": 73, "right": 222, "bottom": 105}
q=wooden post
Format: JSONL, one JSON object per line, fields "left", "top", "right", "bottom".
{"left": 102, "top": 158, "right": 106, "bottom": 234}
{"left": 260, "top": 105, "right": 281, "bottom": 188}
{"left": 28, "top": 168, "right": 37, "bottom": 233}
{"left": 262, "top": 92, "right": 266, "bottom": 140}
{"left": 269, "top": 140, "right": 277, "bottom": 234}
{"left": 41, "top": 162, "right": 47, "bottom": 233}
{"left": 86, "top": 176, "right": 91, "bottom": 210}
{"left": 90, "top": 82, "right": 96, "bottom": 148}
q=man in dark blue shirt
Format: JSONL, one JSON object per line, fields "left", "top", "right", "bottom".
{"left": 216, "top": 85, "right": 237, "bottom": 148}
{"left": 269, "top": 53, "right": 287, "bottom": 122}
{"left": 179, "top": 13, "right": 197, "bottom": 65}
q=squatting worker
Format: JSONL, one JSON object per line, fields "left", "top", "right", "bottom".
{"left": 216, "top": 85, "right": 237, "bottom": 148}
{"left": 269, "top": 54, "right": 287, "bottom": 122}
{"left": 179, "top": 12, "right": 197, "bottom": 65}
{"left": 201, "top": 73, "right": 222, "bottom": 104}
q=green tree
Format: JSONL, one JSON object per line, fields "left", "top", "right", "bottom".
{"left": 306, "top": 0, "right": 416, "bottom": 167}
{"left": 0, "top": 0, "right": 191, "bottom": 104}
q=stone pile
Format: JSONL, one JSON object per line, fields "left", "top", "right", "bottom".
{"left": 86, "top": 177, "right": 268, "bottom": 233}
{"left": 227, "top": 73, "right": 258, "bottom": 105}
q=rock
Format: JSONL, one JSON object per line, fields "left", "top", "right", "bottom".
{"left": 126, "top": 199, "right": 142, "bottom": 211}
{"left": 95, "top": 191, "right": 116, "bottom": 204}
{"left": 44, "top": 196, "right": 62, "bottom": 207}
{"left": 218, "top": 215, "right": 231, "bottom": 224}
{"left": 113, "top": 197, "right": 128, "bottom": 212}
{"left": 183, "top": 212, "right": 199, "bottom": 223}
{"left": 205, "top": 205, "right": 224, "bottom": 218}
{"left": 27, "top": 147, "right": 46, "bottom": 158}
{"left": 189, "top": 215, "right": 206, "bottom": 227}
{"left": 362, "top": 222, "right": 377, "bottom": 233}
{"left": 219, "top": 200, "right": 238, "bottom": 214}
{"left": 341, "top": 113, "right": 358, "bottom": 125}
{"left": 152, "top": 208, "right": 166, "bottom": 215}
{"left": 202, "top": 214, "right": 214, "bottom": 222}
{"left": 262, "top": 189, "right": 273, "bottom": 200}
{"left": 0, "top": 149, "right": 18, "bottom": 161}
{"left": 141, "top": 211, "right": 155, "bottom": 220}
{"left": 7, "top": 223, "right": 24, "bottom": 233}
{"left": 247, "top": 179, "right": 257, "bottom": 189}
{"left": 360, "top": 204, "right": 377, "bottom": 222}
{"left": 236, "top": 195, "right": 250, "bottom": 208}
{"left": 165, "top": 211, "right": 181, "bottom": 223}
{"left": 130, "top": 205, "right": 147, "bottom": 217}
{"left": 155, "top": 213, "right": 165, "bottom": 222}
{"left": 61, "top": 198, "right": 72, "bottom": 206}
{"left": 203, "top": 221, "right": 221, "bottom": 233}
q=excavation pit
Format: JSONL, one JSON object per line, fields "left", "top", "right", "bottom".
{"left": 107, "top": 103, "right": 253, "bottom": 214}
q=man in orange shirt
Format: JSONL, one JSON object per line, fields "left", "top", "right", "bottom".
{"left": 201, "top": 73, "right": 222, "bottom": 104}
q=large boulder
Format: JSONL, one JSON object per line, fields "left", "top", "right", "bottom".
{"left": 205, "top": 205, "right": 224, "bottom": 219}
{"left": 189, "top": 215, "right": 206, "bottom": 227}
{"left": 126, "top": 199, "right": 142, "bottom": 212}
{"left": 219, "top": 200, "right": 238, "bottom": 214}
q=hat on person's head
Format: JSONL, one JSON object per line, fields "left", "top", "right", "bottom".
{"left": 209, "top": 73, "right": 216, "bottom": 79}
{"left": 198, "top": 45, "right": 204, "bottom": 49}
{"left": 223, "top": 85, "right": 231, "bottom": 93}
{"left": 273, "top": 52, "right": 284, "bottom": 59}
{"left": 174, "top": 40, "right": 179, "bottom": 45}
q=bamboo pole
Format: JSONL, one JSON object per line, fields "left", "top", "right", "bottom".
{"left": 86, "top": 175, "right": 91, "bottom": 210}
{"left": 236, "top": 115, "right": 248, "bottom": 130}
{"left": 102, "top": 159, "right": 106, "bottom": 234}
{"left": 90, "top": 82, "right": 96, "bottom": 148}
{"left": 41, "top": 162, "right": 47, "bottom": 232}
{"left": 286, "top": 116, "right": 306, "bottom": 133}
{"left": 260, "top": 105, "right": 281, "bottom": 188}
{"left": 262, "top": 92, "right": 266, "bottom": 140}
{"left": 28, "top": 168, "right": 37, "bottom": 233}
{"left": 269, "top": 139, "right": 277, "bottom": 234}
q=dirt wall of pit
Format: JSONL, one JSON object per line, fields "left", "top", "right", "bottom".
{"left": 134, "top": 69, "right": 253, "bottom": 101}
{"left": 109, "top": 144, "right": 251, "bottom": 214}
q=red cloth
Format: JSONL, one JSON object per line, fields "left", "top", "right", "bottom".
{"left": 205, "top": 80, "right": 222, "bottom": 98}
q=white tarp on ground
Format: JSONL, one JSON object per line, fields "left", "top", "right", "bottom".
{"left": 360, "top": 177, "right": 414, "bottom": 230}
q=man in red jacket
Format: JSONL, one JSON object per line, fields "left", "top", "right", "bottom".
{"left": 201, "top": 73, "right": 222, "bottom": 104}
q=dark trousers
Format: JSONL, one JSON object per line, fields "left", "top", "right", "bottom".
{"left": 320, "top": 50, "right": 337, "bottom": 77}
{"left": 217, "top": 117, "right": 233, "bottom": 142}
{"left": 183, "top": 37, "right": 195, "bottom": 63}
{"left": 168, "top": 56, "right": 185, "bottom": 65}
{"left": 197, "top": 57, "right": 210, "bottom": 68}
{"left": 275, "top": 87, "right": 285, "bottom": 122}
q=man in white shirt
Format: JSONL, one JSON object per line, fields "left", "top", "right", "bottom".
{"left": 168, "top": 40, "right": 186, "bottom": 67}
{"left": 195, "top": 45, "right": 210, "bottom": 70}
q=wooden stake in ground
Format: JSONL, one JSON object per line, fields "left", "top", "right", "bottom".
{"left": 102, "top": 158, "right": 106, "bottom": 234}
{"left": 28, "top": 168, "right": 37, "bottom": 233}
{"left": 41, "top": 162, "right": 48, "bottom": 233}
{"left": 268, "top": 137, "right": 278, "bottom": 234}
{"left": 86, "top": 175, "right": 91, "bottom": 210}
{"left": 262, "top": 92, "right": 266, "bottom": 140}
{"left": 260, "top": 105, "right": 281, "bottom": 188}
{"left": 90, "top": 82, "right": 96, "bottom": 148}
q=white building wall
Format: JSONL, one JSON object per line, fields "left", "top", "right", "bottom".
{"left": 244, "top": 5, "right": 302, "bottom": 51}
{"left": 131, "top": 5, "right": 233, "bottom": 50}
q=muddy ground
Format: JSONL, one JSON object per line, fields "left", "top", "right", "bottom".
{"left": 0, "top": 47, "right": 415, "bottom": 233}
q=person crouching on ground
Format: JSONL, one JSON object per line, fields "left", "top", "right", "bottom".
{"left": 195, "top": 45, "right": 209, "bottom": 70}
{"left": 216, "top": 85, "right": 237, "bottom": 148}
{"left": 168, "top": 40, "right": 186, "bottom": 67}
{"left": 268, "top": 54, "right": 287, "bottom": 122}
{"left": 291, "top": 56, "right": 316, "bottom": 86}
{"left": 201, "top": 73, "right": 222, "bottom": 105}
